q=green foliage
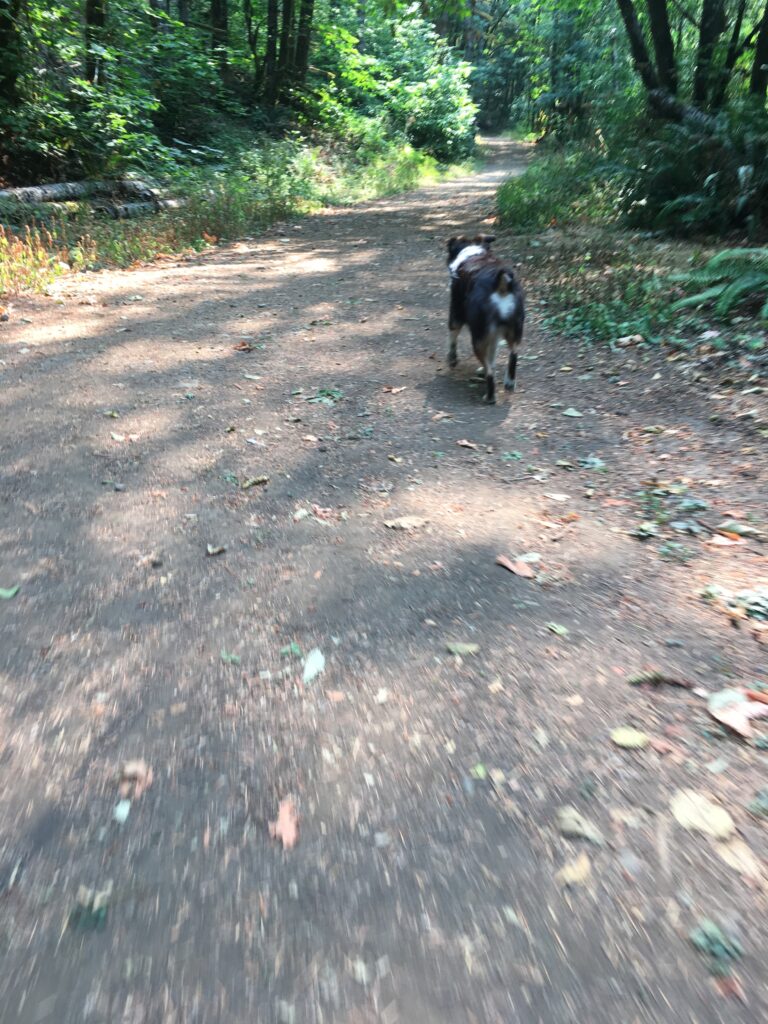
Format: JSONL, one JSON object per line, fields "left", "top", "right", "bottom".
{"left": 497, "top": 150, "right": 615, "bottom": 231}
{"left": 672, "top": 249, "right": 768, "bottom": 320}
{"left": 622, "top": 108, "right": 768, "bottom": 236}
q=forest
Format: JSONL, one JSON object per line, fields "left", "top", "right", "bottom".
{"left": 1, "top": 0, "right": 768, "bottom": 315}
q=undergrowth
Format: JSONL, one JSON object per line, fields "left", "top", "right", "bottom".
{"left": 0, "top": 132, "right": 465, "bottom": 295}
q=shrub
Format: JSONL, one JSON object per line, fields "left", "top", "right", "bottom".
{"left": 672, "top": 248, "right": 768, "bottom": 320}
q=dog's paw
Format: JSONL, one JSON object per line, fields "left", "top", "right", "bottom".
{"left": 448, "top": 355, "right": 458, "bottom": 368}
{"left": 504, "top": 380, "right": 516, "bottom": 392}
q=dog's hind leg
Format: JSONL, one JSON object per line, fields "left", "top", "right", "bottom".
{"left": 504, "top": 325, "right": 523, "bottom": 393}
{"left": 477, "top": 332, "right": 499, "bottom": 404}
{"left": 448, "top": 323, "right": 461, "bottom": 368}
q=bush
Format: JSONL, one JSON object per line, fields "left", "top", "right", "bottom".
{"left": 622, "top": 105, "right": 768, "bottom": 237}
{"left": 497, "top": 149, "right": 615, "bottom": 231}
{"left": 672, "top": 248, "right": 768, "bottom": 320}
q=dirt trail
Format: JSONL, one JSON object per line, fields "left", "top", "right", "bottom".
{"left": 1, "top": 139, "right": 767, "bottom": 1024}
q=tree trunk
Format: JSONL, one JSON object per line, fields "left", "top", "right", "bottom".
{"left": 615, "top": 0, "right": 659, "bottom": 92}
{"left": 85, "top": 0, "right": 107, "bottom": 85}
{"left": 211, "top": 0, "right": 228, "bottom": 73}
{"left": 293, "top": 0, "right": 314, "bottom": 87}
{"left": 750, "top": 0, "right": 768, "bottom": 100}
{"left": 243, "top": 0, "right": 261, "bottom": 93}
{"left": 645, "top": 0, "right": 677, "bottom": 93}
{"left": 0, "top": 0, "right": 24, "bottom": 108}
{"left": 278, "top": 0, "right": 295, "bottom": 92}
{"left": 177, "top": 0, "right": 190, "bottom": 22}
{"left": 711, "top": 0, "right": 747, "bottom": 108}
{"left": 264, "top": 0, "right": 279, "bottom": 104}
{"left": 692, "top": 0, "right": 726, "bottom": 105}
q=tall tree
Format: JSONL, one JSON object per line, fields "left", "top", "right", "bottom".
{"left": 264, "top": 0, "right": 279, "bottom": 104}
{"left": 692, "top": 0, "right": 726, "bottom": 104}
{"left": 293, "top": 0, "right": 315, "bottom": 87}
{"left": 85, "top": 0, "right": 107, "bottom": 85}
{"left": 277, "top": 0, "right": 296, "bottom": 94}
{"left": 645, "top": 0, "right": 677, "bottom": 94}
{"left": 0, "top": 0, "right": 24, "bottom": 107}
{"left": 211, "top": 0, "right": 228, "bottom": 73}
{"left": 750, "top": 0, "right": 768, "bottom": 100}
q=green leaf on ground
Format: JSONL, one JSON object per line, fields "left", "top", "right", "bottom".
{"left": 281, "top": 642, "right": 303, "bottom": 659}
{"left": 0, "top": 585, "right": 20, "bottom": 600}
{"left": 546, "top": 622, "right": 569, "bottom": 638}
{"left": 446, "top": 641, "right": 480, "bottom": 655}
{"left": 610, "top": 726, "right": 649, "bottom": 749}
{"left": 220, "top": 649, "right": 241, "bottom": 665}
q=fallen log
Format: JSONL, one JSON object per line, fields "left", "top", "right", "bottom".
{"left": 93, "top": 198, "right": 186, "bottom": 219}
{"left": 0, "top": 179, "right": 159, "bottom": 204}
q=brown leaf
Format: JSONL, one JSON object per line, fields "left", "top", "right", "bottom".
{"left": 495, "top": 554, "right": 535, "bottom": 578}
{"left": 326, "top": 690, "right": 346, "bottom": 703}
{"left": 233, "top": 340, "right": 254, "bottom": 352}
{"left": 120, "top": 759, "right": 153, "bottom": 799}
{"left": 269, "top": 797, "right": 299, "bottom": 849}
{"left": 713, "top": 975, "right": 747, "bottom": 1003}
{"left": 383, "top": 386, "right": 406, "bottom": 394}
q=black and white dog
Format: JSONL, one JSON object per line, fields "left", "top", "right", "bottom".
{"left": 446, "top": 234, "right": 525, "bottom": 404}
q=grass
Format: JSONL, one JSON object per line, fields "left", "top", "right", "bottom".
{"left": 0, "top": 134, "right": 471, "bottom": 296}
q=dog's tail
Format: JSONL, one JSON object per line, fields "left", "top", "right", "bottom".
{"left": 494, "top": 269, "right": 514, "bottom": 296}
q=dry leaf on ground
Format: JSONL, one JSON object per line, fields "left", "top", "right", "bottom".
{"left": 671, "top": 789, "right": 734, "bottom": 839}
{"left": 556, "top": 852, "right": 591, "bottom": 886}
{"left": 496, "top": 554, "right": 535, "bottom": 578}
{"left": 269, "top": 797, "right": 299, "bottom": 849}
{"left": 708, "top": 688, "right": 768, "bottom": 739}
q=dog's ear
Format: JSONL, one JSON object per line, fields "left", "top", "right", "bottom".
{"left": 447, "top": 235, "right": 465, "bottom": 252}
{"left": 474, "top": 234, "right": 496, "bottom": 248}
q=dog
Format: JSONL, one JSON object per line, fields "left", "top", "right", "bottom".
{"left": 446, "top": 234, "right": 525, "bottom": 404}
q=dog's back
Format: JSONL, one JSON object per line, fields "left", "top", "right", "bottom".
{"left": 446, "top": 235, "right": 524, "bottom": 404}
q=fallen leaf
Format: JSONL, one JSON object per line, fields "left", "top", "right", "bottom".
{"left": 280, "top": 642, "right": 303, "bottom": 659}
{"left": 562, "top": 408, "right": 583, "bottom": 418}
{"left": 383, "top": 385, "right": 406, "bottom": 394}
{"left": 713, "top": 975, "right": 747, "bottom": 1003}
{"left": 565, "top": 694, "right": 583, "bottom": 707}
{"left": 470, "top": 763, "right": 487, "bottom": 780}
{"left": 113, "top": 800, "right": 131, "bottom": 824}
{"left": 496, "top": 555, "right": 535, "bottom": 578}
{"left": 671, "top": 789, "right": 734, "bottom": 839}
{"left": 206, "top": 543, "right": 226, "bottom": 556}
{"left": 556, "top": 852, "right": 591, "bottom": 886}
{"left": 714, "top": 837, "right": 763, "bottom": 884}
{"left": 326, "top": 690, "right": 346, "bottom": 703}
{"left": 457, "top": 439, "right": 478, "bottom": 449}
{"left": 446, "top": 641, "right": 479, "bottom": 656}
{"left": 432, "top": 411, "right": 452, "bottom": 421}
{"left": 233, "top": 340, "right": 254, "bottom": 352}
{"left": 269, "top": 797, "right": 299, "bottom": 849}
{"left": 0, "top": 585, "right": 20, "bottom": 600}
{"left": 119, "top": 759, "right": 153, "bottom": 798}
{"left": 546, "top": 622, "right": 569, "bottom": 638}
{"left": 241, "top": 475, "right": 269, "bottom": 489}
{"left": 708, "top": 687, "right": 768, "bottom": 739}
{"left": 488, "top": 679, "right": 504, "bottom": 694}
{"left": 611, "top": 726, "right": 649, "bottom": 749}
{"left": 220, "top": 649, "right": 241, "bottom": 665}
{"left": 556, "top": 805, "right": 604, "bottom": 845}
{"left": 302, "top": 647, "right": 325, "bottom": 684}
{"left": 384, "top": 516, "right": 428, "bottom": 531}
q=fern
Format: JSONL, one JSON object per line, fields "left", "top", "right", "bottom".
{"left": 672, "top": 248, "right": 768, "bottom": 320}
